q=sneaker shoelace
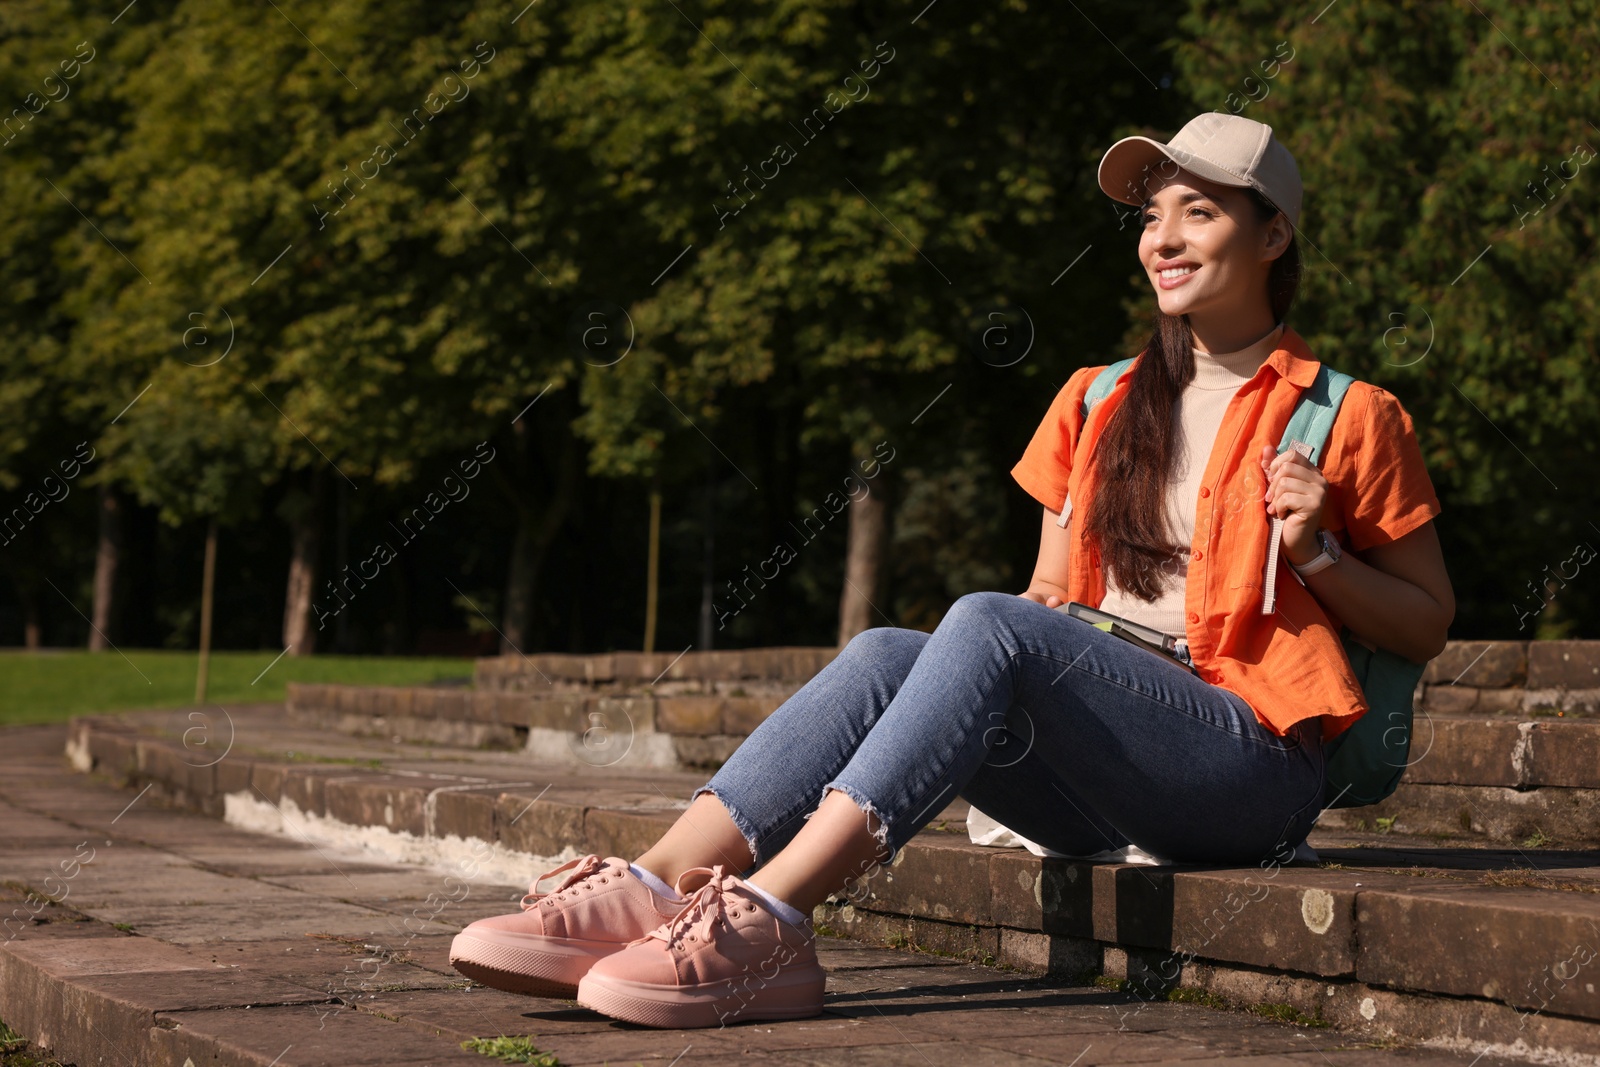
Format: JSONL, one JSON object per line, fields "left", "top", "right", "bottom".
{"left": 518, "top": 854, "right": 609, "bottom": 911}
{"left": 646, "top": 865, "right": 737, "bottom": 950}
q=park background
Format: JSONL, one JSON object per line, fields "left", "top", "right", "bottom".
{"left": 1, "top": 0, "right": 1595, "bottom": 718}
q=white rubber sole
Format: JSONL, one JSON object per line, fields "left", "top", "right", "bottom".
{"left": 576, "top": 963, "right": 827, "bottom": 1028}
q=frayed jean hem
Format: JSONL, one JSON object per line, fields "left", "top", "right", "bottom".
{"left": 690, "top": 782, "right": 761, "bottom": 876}
{"left": 813, "top": 781, "right": 897, "bottom": 868}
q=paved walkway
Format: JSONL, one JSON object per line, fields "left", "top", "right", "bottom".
{"left": 1, "top": 723, "right": 1520, "bottom": 1066}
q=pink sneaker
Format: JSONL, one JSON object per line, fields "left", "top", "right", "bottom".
{"left": 449, "top": 854, "right": 688, "bottom": 997}
{"left": 576, "top": 864, "right": 826, "bottom": 1028}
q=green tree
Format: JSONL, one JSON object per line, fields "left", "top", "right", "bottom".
{"left": 1171, "top": 0, "right": 1599, "bottom": 637}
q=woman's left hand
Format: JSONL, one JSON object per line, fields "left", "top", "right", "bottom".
{"left": 1259, "top": 444, "right": 1327, "bottom": 567}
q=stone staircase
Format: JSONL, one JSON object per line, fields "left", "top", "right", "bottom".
{"left": 43, "top": 638, "right": 1600, "bottom": 1064}
{"left": 286, "top": 640, "right": 1600, "bottom": 848}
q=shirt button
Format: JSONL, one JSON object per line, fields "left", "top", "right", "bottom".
{"left": 1187, "top": 612, "right": 1199, "bottom": 624}
{"left": 1199, "top": 486, "right": 1211, "bottom": 498}
{"left": 1191, "top": 549, "right": 1203, "bottom": 561}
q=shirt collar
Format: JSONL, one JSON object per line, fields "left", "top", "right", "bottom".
{"left": 1264, "top": 324, "right": 1321, "bottom": 388}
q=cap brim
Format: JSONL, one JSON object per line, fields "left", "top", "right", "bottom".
{"left": 1097, "top": 135, "right": 1252, "bottom": 208}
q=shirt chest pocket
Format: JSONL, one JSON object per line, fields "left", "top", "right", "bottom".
{"left": 1213, "top": 465, "right": 1270, "bottom": 592}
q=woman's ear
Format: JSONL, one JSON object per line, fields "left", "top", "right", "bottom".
{"left": 1262, "top": 212, "right": 1294, "bottom": 262}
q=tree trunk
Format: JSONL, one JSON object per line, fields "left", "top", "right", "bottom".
{"left": 499, "top": 421, "right": 580, "bottom": 655}
{"left": 281, "top": 469, "right": 326, "bottom": 655}
{"left": 836, "top": 466, "right": 892, "bottom": 646}
{"left": 89, "top": 484, "right": 124, "bottom": 651}
{"left": 195, "top": 518, "right": 218, "bottom": 703}
{"left": 21, "top": 584, "right": 41, "bottom": 651}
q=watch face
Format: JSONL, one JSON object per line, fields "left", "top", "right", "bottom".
{"left": 1319, "top": 529, "right": 1341, "bottom": 560}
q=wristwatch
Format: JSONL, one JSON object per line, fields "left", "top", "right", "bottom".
{"left": 1291, "top": 528, "right": 1342, "bottom": 576}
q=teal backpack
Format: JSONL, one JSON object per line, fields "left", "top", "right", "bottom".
{"left": 1080, "top": 357, "right": 1426, "bottom": 809}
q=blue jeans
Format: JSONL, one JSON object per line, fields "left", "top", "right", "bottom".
{"left": 692, "top": 591, "right": 1326, "bottom": 870}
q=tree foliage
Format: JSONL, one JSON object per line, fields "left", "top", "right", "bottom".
{"left": 0, "top": 0, "right": 1592, "bottom": 649}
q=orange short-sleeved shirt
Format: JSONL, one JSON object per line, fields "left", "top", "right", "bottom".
{"left": 1011, "top": 325, "right": 1442, "bottom": 741}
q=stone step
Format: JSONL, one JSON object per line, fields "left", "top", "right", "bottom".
{"left": 466, "top": 641, "right": 1600, "bottom": 722}
{"left": 469, "top": 639, "right": 1600, "bottom": 693}
{"left": 473, "top": 645, "right": 839, "bottom": 690}
{"left": 284, "top": 680, "right": 1600, "bottom": 846}
{"left": 56, "top": 708, "right": 1600, "bottom": 1063}
{"left": 18, "top": 722, "right": 1322, "bottom": 1067}
{"left": 285, "top": 681, "right": 800, "bottom": 771}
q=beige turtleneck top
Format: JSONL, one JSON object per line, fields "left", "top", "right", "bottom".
{"left": 1097, "top": 323, "right": 1284, "bottom": 640}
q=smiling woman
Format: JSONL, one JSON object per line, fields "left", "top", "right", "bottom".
{"left": 442, "top": 113, "right": 1456, "bottom": 1032}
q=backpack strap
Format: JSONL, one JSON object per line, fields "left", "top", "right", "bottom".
{"left": 1278, "top": 364, "right": 1356, "bottom": 465}
{"left": 1057, "top": 358, "right": 1139, "bottom": 527}
{"left": 1079, "top": 357, "right": 1139, "bottom": 420}
{"left": 1261, "top": 363, "right": 1357, "bottom": 609}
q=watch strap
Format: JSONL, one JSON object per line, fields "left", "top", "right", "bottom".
{"left": 1291, "top": 547, "right": 1338, "bottom": 576}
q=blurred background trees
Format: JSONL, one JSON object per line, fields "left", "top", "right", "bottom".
{"left": 0, "top": 0, "right": 1593, "bottom": 656}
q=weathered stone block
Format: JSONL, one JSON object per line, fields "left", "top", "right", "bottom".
{"left": 525, "top": 695, "right": 586, "bottom": 732}
{"left": 722, "top": 696, "right": 784, "bottom": 735}
{"left": 1475, "top": 687, "right": 1528, "bottom": 714}
{"left": 212, "top": 757, "right": 255, "bottom": 798}
{"left": 1526, "top": 722, "right": 1600, "bottom": 788}
{"left": 134, "top": 739, "right": 214, "bottom": 799}
{"left": 1090, "top": 863, "right": 1175, "bottom": 947}
{"left": 656, "top": 696, "right": 723, "bottom": 736}
{"left": 596, "top": 696, "right": 654, "bottom": 736}
{"left": 790, "top": 647, "right": 837, "bottom": 682}
{"left": 848, "top": 834, "right": 993, "bottom": 925}
{"left": 466, "top": 691, "right": 499, "bottom": 724}
{"left": 279, "top": 769, "right": 334, "bottom": 818}
{"left": 696, "top": 651, "right": 744, "bottom": 681}
{"left": 1165, "top": 869, "right": 1368, "bottom": 977}
{"left": 812, "top": 901, "right": 1001, "bottom": 964}
{"left": 583, "top": 809, "right": 676, "bottom": 861}
{"left": 324, "top": 778, "right": 428, "bottom": 836}
{"left": 87, "top": 731, "right": 138, "bottom": 780}
{"left": 1357, "top": 885, "right": 1600, "bottom": 1021}
{"left": 671, "top": 735, "right": 743, "bottom": 769}
{"left": 1403, "top": 718, "right": 1521, "bottom": 787}
{"left": 1423, "top": 641, "right": 1528, "bottom": 687}
{"left": 492, "top": 693, "right": 530, "bottom": 727}
{"left": 248, "top": 763, "right": 290, "bottom": 804}
{"left": 1315, "top": 781, "right": 1600, "bottom": 846}
{"left": 583, "top": 653, "right": 616, "bottom": 683}
{"left": 430, "top": 690, "right": 469, "bottom": 721}
{"left": 1529, "top": 642, "right": 1600, "bottom": 690}
{"left": 996, "top": 928, "right": 1101, "bottom": 977}
{"left": 1421, "top": 684, "right": 1479, "bottom": 715}
{"left": 988, "top": 852, "right": 1095, "bottom": 937}
{"left": 431, "top": 789, "right": 497, "bottom": 842}
{"left": 495, "top": 793, "right": 587, "bottom": 857}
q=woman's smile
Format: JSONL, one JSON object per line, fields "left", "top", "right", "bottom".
{"left": 1155, "top": 260, "right": 1200, "bottom": 288}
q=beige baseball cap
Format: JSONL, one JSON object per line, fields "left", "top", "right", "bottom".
{"left": 1097, "top": 113, "right": 1302, "bottom": 228}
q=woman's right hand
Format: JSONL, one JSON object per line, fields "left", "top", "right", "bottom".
{"left": 1017, "top": 589, "right": 1066, "bottom": 609}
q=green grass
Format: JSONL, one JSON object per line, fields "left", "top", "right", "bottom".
{"left": 460, "top": 1036, "right": 560, "bottom": 1065}
{"left": 1167, "top": 987, "right": 1229, "bottom": 1009}
{"left": 1249, "top": 1002, "right": 1330, "bottom": 1028}
{"left": 0, "top": 1017, "right": 67, "bottom": 1067}
{"left": 0, "top": 650, "right": 474, "bottom": 725}
{"left": 1522, "top": 827, "right": 1553, "bottom": 849}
